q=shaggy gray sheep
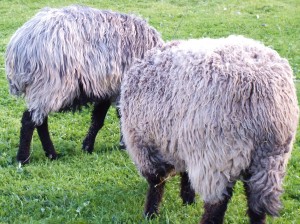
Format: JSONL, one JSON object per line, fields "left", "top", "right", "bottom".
{"left": 120, "top": 35, "right": 299, "bottom": 223}
{"left": 5, "top": 5, "right": 163, "bottom": 163}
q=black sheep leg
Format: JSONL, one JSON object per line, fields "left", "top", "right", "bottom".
{"left": 17, "top": 110, "right": 36, "bottom": 164}
{"left": 180, "top": 172, "right": 195, "bottom": 205}
{"left": 82, "top": 100, "right": 111, "bottom": 153}
{"left": 144, "top": 173, "right": 166, "bottom": 219}
{"left": 116, "top": 107, "right": 126, "bottom": 150}
{"left": 200, "top": 184, "right": 235, "bottom": 224}
{"left": 244, "top": 180, "right": 266, "bottom": 224}
{"left": 36, "top": 116, "right": 58, "bottom": 160}
{"left": 143, "top": 163, "right": 174, "bottom": 219}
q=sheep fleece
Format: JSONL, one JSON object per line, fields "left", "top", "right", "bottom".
{"left": 5, "top": 5, "right": 162, "bottom": 125}
{"left": 121, "top": 36, "right": 299, "bottom": 214}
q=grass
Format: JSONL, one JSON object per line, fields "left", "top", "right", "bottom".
{"left": 0, "top": 0, "right": 299, "bottom": 223}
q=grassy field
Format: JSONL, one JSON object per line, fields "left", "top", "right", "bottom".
{"left": 0, "top": 0, "right": 299, "bottom": 223}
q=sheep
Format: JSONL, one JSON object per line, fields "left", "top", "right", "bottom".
{"left": 5, "top": 5, "right": 163, "bottom": 164}
{"left": 120, "top": 35, "right": 299, "bottom": 223}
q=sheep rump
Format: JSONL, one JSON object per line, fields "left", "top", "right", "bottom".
{"left": 6, "top": 5, "right": 162, "bottom": 125}
{"left": 120, "top": 35, "right": 299, "bottom": 220}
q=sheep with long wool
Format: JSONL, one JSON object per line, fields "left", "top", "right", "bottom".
{"left": 120, "top": 35, "right": 299, "bottom": 223}
{"left": 5, "top": 5, "right": 163, "bottom": 163}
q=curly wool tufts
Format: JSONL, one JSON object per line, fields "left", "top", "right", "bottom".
{"left": 120, "top": 35, "right": 299, "bottom": 216}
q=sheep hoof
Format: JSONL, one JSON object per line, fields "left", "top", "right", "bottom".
{"left": 143, "top": 211, "right": 158, "bottom": 220}
{"left": 16, "top": 154, "right": 30, "bottom": 165}
{"left": 183, "top": 199, "right": 195, "bottom": 205}
{"left": 82, "top": 140, "right": 94, "bottom": 153}
{"left": 181, "top": 189, "right": 196, "bottom": 205}
{"left": 46, "top": 152, "right": 59, "bottom": 160}
{"left": 17, "top": 158, "right": 30, "bottom": 165}
{"left": 82, "top": 145, "right": 93, "bottom": 154}
{"left": 119, "top": 141, "right": 126, "bottom": 150}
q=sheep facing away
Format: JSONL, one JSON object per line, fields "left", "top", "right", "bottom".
{"left": 120, "top": 35, "right": 299, "bottom": 223}
{"left": 5, "top": 5, "right": 163, "bottom": 163}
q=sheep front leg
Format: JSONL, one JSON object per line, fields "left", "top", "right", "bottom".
{"left": 17, "top": 110, "right": 36, "bottom": 164}
{"left": 200, "top": 184, "right": 235, "bottom": 224}
{"left": 143, "top": 162, "right": 174, "bottom": 219}
{"left": 82, "top": 100, "right": 111, "bottom": 153}
{"left": 36, "top": 116, "right": 58, "bottom": 160}
{"left": 144, "top": 173, "right": 167, "bottom": 219}
{"left": 180, "top": 172, "right": 195, "bottom": 205}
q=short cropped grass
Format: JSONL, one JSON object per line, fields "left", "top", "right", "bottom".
{"left": 0, "top": 0, "right": 299, "bottom": 223}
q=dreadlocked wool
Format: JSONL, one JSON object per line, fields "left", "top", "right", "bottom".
{"left": 6, "top": 5, "right": 163, "bottom": 125}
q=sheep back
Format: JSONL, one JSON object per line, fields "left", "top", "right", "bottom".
{"left": 5, "top": 5, "right": 163, "bottom": 124}
{"left": 120, "top": 35, "right": 299, "bottom": 206}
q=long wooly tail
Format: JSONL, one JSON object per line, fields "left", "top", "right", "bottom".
{"left": 245, "top": 138, "right": 293, "bottom": 216}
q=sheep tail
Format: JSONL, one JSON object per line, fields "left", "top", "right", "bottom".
{"left": 244, "top": 137, "right": 293, "bottom": 216}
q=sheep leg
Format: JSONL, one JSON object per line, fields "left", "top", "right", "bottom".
{"left": 36, "top": 116, "right": 58, "bottom": 160}
{"left": 200, "top": 185, "right": 234, "bottom": 224}
{"left": 17, "top": 110, "right": 36, "bottom": 164}
{"left": 143, "top": 163, "right": 174, "bottom": 219}
{"left": 82, "top": 100, "right": 111, "bottom": 153}
{"left": 144, "top": 173, "right": 166, "bottom": 219}
{"left": 116, "top": 107, "right": 126, "bottom": 150}
{"left": 243, "top": 180, "right": 266, "bottom": 224}
{"left": 180, "top": 172, "right": 195, "bottom": 205}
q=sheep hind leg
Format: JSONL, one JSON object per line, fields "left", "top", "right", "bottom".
{"left": 17, "top": 110, "right": 36, "bottom": 164}
{"left": 143, "top": 162, "right": 174, "bottom": 219}
{"left": 200, "top": 184, "right": 235, "bottom": 224}
{"left": 243, "top": 179, "right": 266, "bottom": 224}
{"left": 82, "top": 100, "right": 111, "bottom": 153}
{"left": 180, "top": 172, "right": 195, "bottom": 205}
{"left": 36, "top": 116, "right": 58, "bottom": 160}
{"left": 115, "top": 107, "right": 126, "bottom": 150}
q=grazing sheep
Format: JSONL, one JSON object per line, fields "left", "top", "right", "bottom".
{"left": 120, "top": 35, "right": 299, "bottom": 223}
{"left": 5, "top": 5, "right": 163, "bottom": 163}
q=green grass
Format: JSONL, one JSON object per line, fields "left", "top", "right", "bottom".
{"left": 0, "top": 0, "right": 299, "bottom": 223}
